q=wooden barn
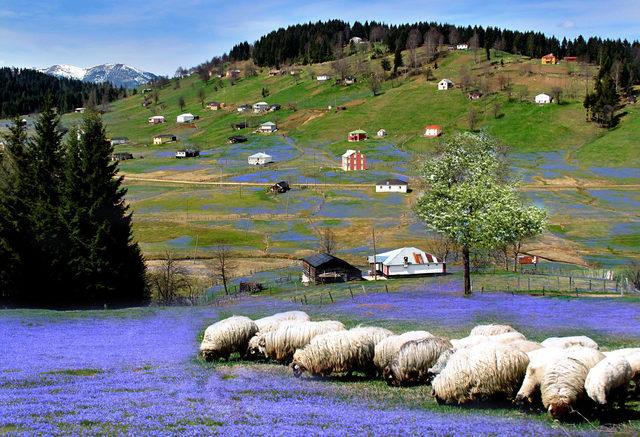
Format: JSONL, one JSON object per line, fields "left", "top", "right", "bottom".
{"left": 541, "top": 53, "right": 557, "bottom": 64}
{"left": 301, "top": 253, "right": 362, "bottom": 285}
{"left": 347, "top": 129, "right": 368, "bottom": 142}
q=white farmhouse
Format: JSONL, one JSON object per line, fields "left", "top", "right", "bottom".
{"left": 375, "top": 178, "right": 408, "bottom": 193}
{"left": 316, "top": 74, "right": 331, "bottom": 82}
{"left": 176, "top": 113, "right": 195, "bottom": 123}
{"left": 456, "top": 44, "right": 469, "bottom": 50}
{"left": 248, "top": 152, "right": 273, "bottom": 165}
{"left": 257, "top": 122, "right": 277, "bottom": 133}
{"left": 535, "top": 93, "right": 552, "bottom": 104}
{"left": 252, "top": 102, "right": 269, "bottom": 113}
{"left": 148, "top": 115, "right": 166, "bottom": 124}
{"left": 368, "top": 247, "right": 445, "bottom": 277}
{"left": 438, "top": 79, "right": 454, "bottom": 90}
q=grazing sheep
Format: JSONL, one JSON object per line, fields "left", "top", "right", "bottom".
{"left": 510, "top": 340, "right": 543, "bottom": 353}
{"left": 432, "top": 343, "right": 530, "bottom": 404}
{"left": 291, "top": 327, "right": 393, "bottom": 378}
{"left": 585, "top": 355, "right": 633, "bottom": 406}
{"left": 451, "top": 331, "right": 526, "bottom": 349}
{"left": 540, "top": 349, "right": 605, "bottom": 419}
{"left": 254, "top": 311, "right": 310, "bottom": 332}
{"left": 200, "top": 316, "right": 258, "bottom": 361}
{"left": 470, "top": 324, "right": 517, "bottom": 337}
{"left": 384, "top": 337, "right": 452, "bottom": 387}
{"left": 627, "top": 352, "right": 640, "bottom": 396}
{"left": 541, "top": 336, "right": 599, "bottom": 350}
{"left": 262, "top": 320, "right": 345, "bottom": 363}
{"left": 374, "top": 331, "right": 433, "bottom": 372}
{"left": 427, "top": 348, "right": 455, "bottom": 381}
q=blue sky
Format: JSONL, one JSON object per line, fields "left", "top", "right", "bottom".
{"left": 1, "top": 0, "right": 638, "bottom": 75}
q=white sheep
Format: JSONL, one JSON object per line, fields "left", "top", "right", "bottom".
{"left": 244, "top": 312, "right": 310, "bottom": 360}
{"left": 509, "top": 340, "right": 543, "bottom": 353}
{"left": 373, "top": 331, "right": 433, "bottom": 372}
{"left": 291, "top": 326, "right": 393, "bottom": 378}
{"left": 451, "top": 331, "right": 526, "bottom": 349}
{"left": 540, "top": 349, "right": 605, "bottom": 419}
{"left": 541, "top": 336, "right": 599, "bottom": 350}
{"left": 199, "top": 316, "right": 258, "bottom": 361}
{"left": 262, "top": 320, "right": 346, "bottom": 363}
{"left": 427, "top": 348, "right": 454, "bottom": 381}
{"left": 383, "top": 337, "right": 452, "bottom": 387}
{"left": 254, "top": 310, "right": 310, "bottom": 332}
{"left": 516, "top": 347, "right": 604, "bottom": 408}
{"left": 585, "top": 355, "right": 633, "bottom": 406}
{"left": 432, "top": 343, "right": 530, "bottom": 404}
{"left": 469, "top": 324, "right": 517, "bottom": 337}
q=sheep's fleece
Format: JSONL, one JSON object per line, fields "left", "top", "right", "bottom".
{"left": 200, "top": 316, "right": 258, "bottom": 360}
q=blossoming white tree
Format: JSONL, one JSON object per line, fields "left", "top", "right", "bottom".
{"left": 416, "top": 132, "right": 546, "bottom": 294}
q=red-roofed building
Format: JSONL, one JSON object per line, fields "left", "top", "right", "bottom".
{"left": 563, "top": 56, "right": 577, "bottom": 62}
{"left": 541, "top": 53, "right": 557, "bottom": 65}
{"left": 424, "top": 125, "right": 443, "bottom": 138}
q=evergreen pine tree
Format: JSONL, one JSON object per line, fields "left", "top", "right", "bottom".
{"left": 393, "top": 47, "right": 403, "bottom": 75}
{"left": 62, "top": 112, "right": 148, "bottom": 306}
{"left": 0, "top": 118, "right": 31, "bottom": 303}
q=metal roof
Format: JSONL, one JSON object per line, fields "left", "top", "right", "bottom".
{"left": 302, "top": 253, "right": 337, "bottom": 268}
{"left": 376, "top": 178, "right": 407, "bottom": 186}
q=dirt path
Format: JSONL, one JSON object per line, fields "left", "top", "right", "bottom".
{"left": 123, "top": 174, "right": 640, "bottom": 191}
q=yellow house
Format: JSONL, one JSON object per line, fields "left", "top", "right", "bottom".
{"left": 541, "top": 53, "right": 557, "bottom": 65}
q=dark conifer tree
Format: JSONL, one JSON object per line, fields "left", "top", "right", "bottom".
{"left": 62, "top": 112, "right": 148, "bottom": 306}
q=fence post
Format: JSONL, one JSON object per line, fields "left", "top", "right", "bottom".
{"left": 481, "top": 286, "right": 484, "bottom": 293}
{"left": 517, "top": 276, "right": 520, "bottom": 290}
{"left": 328, "top": 291, "right": 334, "bottom": 303}
{"left": 589, "top": 280, "right": 592, "bottom": 291}
{"left": 304, "top": 294, "right": 308, "bottom": 305}
{"left": 349, "top": 286, "right": 354, "bottom": 299}
{"left": 569, "top": 277, "right": 572, "bottom": 291}
{"left": 542, "top": 285, "right": 545, "bottom": 296}
{"left": 528, "top": 277, "right": 531, "bottom": 292}
{"left": 361, "top": 285, "right": 366, "bottom": 294}
{"left": 385, "top": 284, "right": 389, "bottom": 293}
{"left": 603, "top": 279, "right": 606, "bottom": 293}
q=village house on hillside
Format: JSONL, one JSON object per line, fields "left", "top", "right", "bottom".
{"left": 226, "top": 69, "right": 241, "bottom": 78}
{"left": 377, "top": 129, "right": 386, "bottom": 137}
{"left": 75, "top": 107, "right": 85, "bottom": 113}
{"left": 148, "top": 115, "right": 165, "bottom": 124}
{"left": 438, "top": 79, "right": 454, "bottom": 90}
{"left": 368, "top": 247, "right": 445, "bottom": 278}
{"left": 302, "top": 253, "right": 362, "bottom": 285}
{"left": 109, "top": 137, "right": 129, "bottom": 146}
{"left": 564, "top": 56, "right": 578, "bottom": 63}
{"left": 228, "top": 135, "right": 247, "bottom": 144}
{"left": 535, "top": 93, "right": 552, "bottom": 104}
{"left": 468, "top": 91, "right": 483, "bottom": 100}
{"left": 344, "top": 76, "right": 357, "bottom": 85}
{"left": 111, "top": 152, "right": 133, "bottom": 162}
{"left": 456, "top": 43, "right": 469, "bottom": 50}
{"left": 316, "top": 74, "right": 331, "bottom": 82}
{"left": 177, "top": 113, "right": 195, "bottom": 123}
{"left": 248, "top": 152, "right": 273, "bottom": 165}
{"left": 349, "top": 36, "right": 367, "bottom": 45}
{"left": 269, "top": 181, "right": 290, "bottom": 194}
{"left": 237, "top": 104, "right": 251, "bottom": 113}
{"left": 270, "top": 104, "right": 281, "bottom": 112}
{"left": 253, "top": 102, "right": 269, "bottom": 113}
{"left": 348, "top": 129, "right": 367, "bottom": 142}
{"left": 257, "top": 121, "right": 277, "bottom": 133}
{"left": 269, "top": 69, "right": 282, "bottom": 76}
{"left": 424, "top": 125, "right": 443, "bottom": 138}
{"left": 342, "top": 150, "right": 366, "bottom": 171}
{"left": 207, "top": 101, "right": 224, "bottom": 110}
{"left": 153, "top": 134, "right": 177, "bottom": 144}
{"left": 175, "top": 149, "right": 199, "bottom": 159}
{"left": 541, "top": 53, "right": 557, "bottom": 65}
{"left": 375, "top": 178, "right": 408, "bottom": 193}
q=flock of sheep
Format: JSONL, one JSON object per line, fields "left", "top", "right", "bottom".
{"left": 199, "top": 311, "right": 640, "bottom": 421}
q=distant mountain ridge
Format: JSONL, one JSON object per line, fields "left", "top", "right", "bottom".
{"left": 40, "top": 63, "right": 158, "bottom": 88}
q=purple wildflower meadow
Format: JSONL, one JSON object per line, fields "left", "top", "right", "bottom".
{"left": 0, "top": 303, "right": 596, "bottom": 436}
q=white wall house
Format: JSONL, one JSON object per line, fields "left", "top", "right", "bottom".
{"left": 456, "top": 44, "right": 469, "bottom": 50}
{"left": 316, "top": 74, "right": 331, "bottom": 82}
{"left": 253, "top": 102, "right": 269, "bottom": 113}
{"left": 176, "top": 113, "right": 195, "bottom": 123}
{"left": 257, "top": 122, "right": 277, "bottom": 133}
{"left": 148, "top": 115, "right": 165, "bottom": 124}
{"left": 535, "top": 93, "right": 552, "bottom": 104}
{"left": 423, "top": 125, "right": 443, "bottom": 138}
{"left": 248, "top": 152, "right": 273, "bottom": 165}
{"left": 438, "top": 79, "right": 454, "bottom": 90}
{"left": 375, "top": 178, "right": 408, "bottom": 193}
{"left": 237, "top": 104, "right": 251, "bottom": 113}
{"left": 377, "top": 129, "right": 387, "bottom": 137}
{"left": 350, "top": 36, "right": 366, "bottom": 45}
{"left": 368, "top": 247, "right": 445, "bottom": 277}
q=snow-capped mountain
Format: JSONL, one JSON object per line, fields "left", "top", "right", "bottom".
{"left": 40, "top": 63, "right": 158, "bottom": 88}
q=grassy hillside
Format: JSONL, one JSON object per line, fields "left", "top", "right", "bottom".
{"left": 19, "top": 48, "right": 637, "bottom": 266}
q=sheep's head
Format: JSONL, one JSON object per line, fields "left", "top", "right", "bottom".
{"left": 244, "top": 335, "right": 265, "bottom": 360}
{"left": 382, "top": 366, "right": 398, "bottom": 387}
{"left": 548, "top": 401, "right": 571, "bottom": 419}
{"left": 513, "top": 393, "right": 533, "bottom": 408}
{"left": 290, "top": 361, "right": 305, "bottom": 378}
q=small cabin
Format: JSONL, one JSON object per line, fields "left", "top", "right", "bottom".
{"left": 301, "top": 253, "right": 362, "bottom": 285}
{"left": 110, "top": 137, "right": 129, "bottom": 146}
{"left": 467, "top": 91, "right": 483, "bottom": 100}
{"left": 423, "top": 125, "right": 443, "bottom": 138}
{"left": 348, "top": 130, "right": 367, "bottom": 142}
{"left": 228, "top": 135, "right": 247, "bottom": 144}
{"left": 563, "top": 56, "right": 577, "bottom": 63}
{"left": 257, "top": 122, "right": 277, "bottom": 133}
{"left": 344, "top": 76, "right": 357, "bottom": 85}
{"left": 153, "top": 134, "right": 177, "bottom": 145}
{"left": 316, "top": 74, "right": 331, "bottom": 82}
{"left": 253, "top": 102, "right": 269, "bottom": 113}
{"left": 226, "top": 69, "right": 241, "bottom": 78}
{"left": 438, "top": 79, "right": 454, "bottom": 90}
{"left": 177, "top": 113, "right": 195, "bottom": 123}
{"left": 75, "top": 107, "right": 85, "bottom": 113}
{"left": 541, "top": 53, "right": 557, "bottom": 65}
{"left": 237, "top": 104, "right": 251, "bottom": 113}
{"left": 375, "top": 178, "right": 408, "bottom": 193}
{"left": 207, "top": 101, "right": 224, "bottom": 110}
{"left": 248, "top": 152, "right": 273, "bottom": 165}
{"left": 175, "top": 149, "right": 199, "bottom": 159}
{"left": 148, "top": 115, "right": 166, "bottom": 124}
{"left": 377, "top": 129, "right": 387, "bottom": 137}
{"left": 535, "top": 93, "right": 552, "bottom": 104}
{"left": 111, "top": 152, "right": 133, "bottom": 162}
{"left": 232, "top": 122, "right": 248, "bottom": 130}
{"left": 456, "top": 44, "right": 469, "bottom": 50}
{"left": 269, "top": 104, "right": 281, "bottom": 112}
{"left": 368, "top": 247, "right": 445, "bottom": 277}
{"left": 269, "top": 181, "right": 290, "bottom": 194}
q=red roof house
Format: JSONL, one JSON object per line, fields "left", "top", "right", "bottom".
{"left": 423, "top": 125, "right": 443, "bottom": 138}
{"left": 347, "top": 129, "right": 368, "bottom": 142}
